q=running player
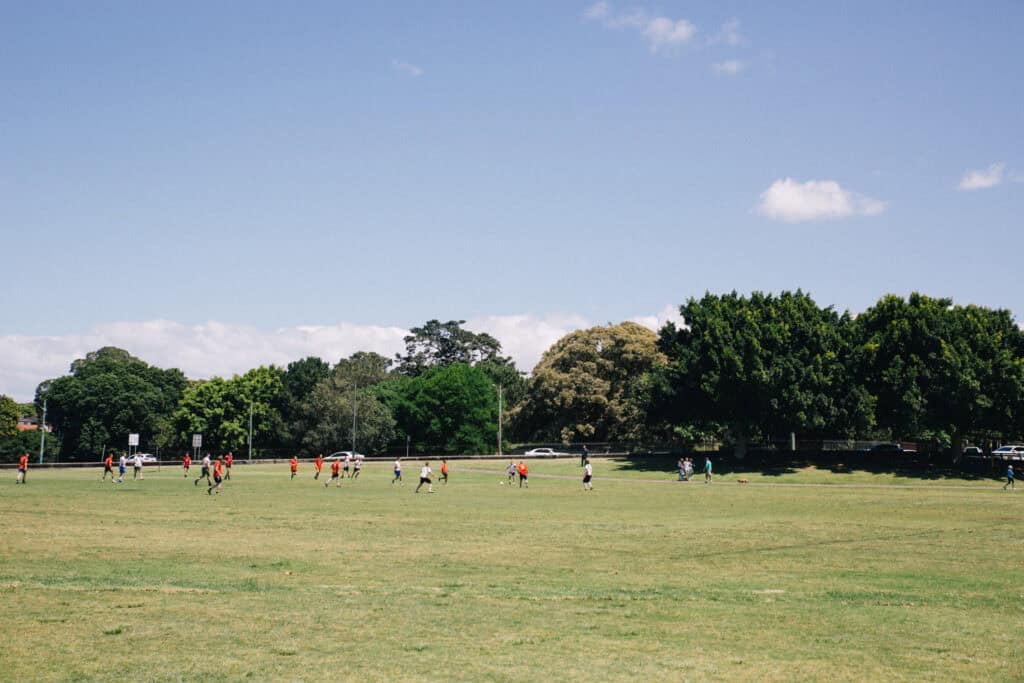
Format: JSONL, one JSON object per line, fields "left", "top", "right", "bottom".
{"left": 118, "top": 453, "right": 128, "bottom": 483}
{"left": 517, "top": 461, "right": 529, "bottom": 488}
{"left": 440, "top": 459, "right": 449, "bottom": 485}
{"left": 415, "top": 462, "right": 434, "bottom": 493}
{"left": 704, "top": 457, "right": 713, "bottom": 484}
{"left": 102, "top": 453, "right": 115, "bottom": 481}
{"left": 132, "top": 452, "right": 144, "bottom": 480}
{"left": 326, "top": 458, "right": 341, "bottom": 487}
{"left": 314, "top": 453, "right": 324, "bottom": 480}
{"left": 16, "top": 452, "right": 28, "bottom": 484}
{"left": 195, "top": 453, "right": 211, "bottom": 486}
{"left": 182, "top": 452, "right": 191, "bottom": 478}
{"left": 352, "top": 456, "right": 362, "bottom": 480}
{"left": 507, "top": 460, "right": 517, "bottom": 486}
{"left": 583, "top": 459, "right": 593, "bottom": 491}
{"left": 343, "top": 453, "right": 352, "bottom": 478}
{"left": 1004, "top": 464, "right": 1015, "bottom": 490}
{"left": 208, "top": 456, "right": 224, "bottom": 495}
{"left": 290, "top": 456, "right": 298, "bottom": 479}
{"left": 224, "top": 452, "right": 233, "bottom": 480}
{"left": 392, "top": 458, "right": 403, "bottom": 484}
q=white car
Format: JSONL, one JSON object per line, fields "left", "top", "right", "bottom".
{"left": 992, "top": 445, "right": 1024, "bottom": 460}
{"left": 524, "top": 447, "right": 568, "bottom": 457}
{"left": 134, "top": 453, "right": 158, "bottom": 464}
{"left": 326, "top": 451, "right": 366, "bottom": 460}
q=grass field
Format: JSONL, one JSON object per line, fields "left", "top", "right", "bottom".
{"left": 1, "top": 459, "right": 1021, "bottom": 682}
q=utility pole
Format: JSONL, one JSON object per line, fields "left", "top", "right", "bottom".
{"left": 352, "top": 382, "right": 358, "bottom": 454}
{"left": 38, "top": 399, "right": 47, "bottom": 465}
{"left": 497, "top": 383, "right": 503, "bottom": 457}
{"left": 248, "top": 401, "right": 254, "bottom": 462}
{"left": 405, "top": 434, "right": 410, "bottom": 459}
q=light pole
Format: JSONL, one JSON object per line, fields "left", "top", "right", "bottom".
{"left": 38, "top": 399, "right": 47, "bottom": 465}
{"left": 497, "top": 383, "right": 503, "bottom": 457}
{"left": 351, "top": 382, "right": 358, "bottom": 454}
{"left": 248, "top": 401, "right": 254, "bottom": 462}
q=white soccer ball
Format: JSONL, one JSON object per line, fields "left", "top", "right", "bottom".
{"left": 499, "top": 481, "right": 504, "bottom": 485}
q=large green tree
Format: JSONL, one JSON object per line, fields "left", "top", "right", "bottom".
{"left": 0, "top": 395, "right": 18, "bottom": 440}
{"left": 38, "top": 347, "right": 187, "bottom": 458}
{"left": 173, "top": 366, "right": 285, "bottom": 453}
{"left": 852, "top": 293, "right": 1024, "bottom": 457}
{"left": 390, "top": 363, "right": 498, "bottom": 455}
{"left": 514, "top": 322, "right": 666, "bottom": 444}
{"left": 395, "top": 320, "right": 512, "bottom": 376}
{"left": 652, "top": 291, "right": 855, "bottom": 457}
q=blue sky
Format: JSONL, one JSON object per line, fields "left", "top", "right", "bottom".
{"left": 1, "top": 1, "right": 1022, "bottom": 399}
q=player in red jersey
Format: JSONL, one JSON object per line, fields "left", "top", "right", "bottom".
{"left": 102, "top": 453, "right": 115, "bottom": 481}
{"left": 208, "top": 457, "right": 224, "bottom": 495}
{"left": 16, "top": 453, "right": 28, "bottom": 484}
{"left": 224, "top": 452, "right": 233, "bottom": 480}
{"left": 325, "top": 458, "right": 341, "bottom": 487}
{"left": 290, "top": 456, "right": 298, "bottom": 479}
{"left": 182, "top": 453, "right": 191, "bottom": 478}
{"left": 314, "top": 453, "right": 324, "bottom": 480}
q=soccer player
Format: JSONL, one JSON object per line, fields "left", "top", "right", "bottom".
{"left": 392, "top": 458, "right": 403, "bottom": 484}
{"left": 132, "top": 452, "right": 144, "bottom": 480}
{"left": 16, "top": 452, "right": 28, "bottom": 484}
{"left": 195, "top": 453, "right": 211, "bottom": 487}
{"left": 326, "top": 458, "right": 341, "bottom": 487}
{"left": 517, "top": 461, "right": 529, "bottom": 488}
{"left": 507, "top": 460, "right": 517, "bottom": 486}
{"left": 440, "top": 459, "right": 449, "bottom": 485}
{"left": 208, "top": 456, "right": 224, "bottom": 495}
{"left": 704, "top": 457, "right": 713, "bottom": 484}
{"left": 583, "top": 459, "right": 593, "bottom": 491}
{"left": 224, "top": 452, "right": 233, "bottom": 480}
{"left": 290, "top": 456, "right": 298, "bottom": 479}
{"left": 352, "top": 456, "right": 362, "bottom": 480}
{"left": 415, "top": 461, "right": 434, "bottom": 493}
{"left": 102, "top": 453, "right": 115, "bottom": 481}
{"left": 343, "top": 453, "right": 352, "bottom": 478}
{"left": 314, "top": 453, "right": 324, "bottom": 480}
{"left": 580, "top": 444, "right": 589, "bottom": 468}
{"left": 182, "top": 452, "right": 191, "bottom": 478}
{"left": 118, "top": 453, "right": 128, "bottom": 483}
{"left": 1004, "top": 464, "right": 1015, "bottom": 490}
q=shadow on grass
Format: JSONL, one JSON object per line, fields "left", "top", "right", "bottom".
{"left": 614, "top": 451, "right": 1004, "bottom": 483}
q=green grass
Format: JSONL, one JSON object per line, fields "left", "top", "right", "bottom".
{"left": 1, "top": 460, "right": 1021, "bottom": 681}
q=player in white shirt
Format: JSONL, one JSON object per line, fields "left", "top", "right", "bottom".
{"left": 352, "top": 456, "right": 362, "bottom": 480}
{"left": 506, "top": 461, "right": 517, "bottom": 486}
{"left": 132, "top": 453, "right": 144, "bottom": 480}
{"left": 415, "top": 462, "right": 434, "bottom": 493}
{"left": 392, "top": 458, "right": 403, "bottom": 484}
{"left": 195, "top": 454, "right": 212, "bottom": 487}
{"left": 343, "top": 453, "right": 352, "bottom": 478}
{"left": 582, "top": 459, "right": 593, "bottom": 492}
{"left": 118, "top": 454, "right": 128, "bottom": 483}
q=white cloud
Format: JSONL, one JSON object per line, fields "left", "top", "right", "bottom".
{"left": 391, "top": 59, "right": 424, "bottom": 77}
{"left": 584, "top": 2, "right": 696, "bottom": 52}
{"left": 757, "top": 178, "right": 887, "bottom": 223}
{"left": 712, "top": 59, "right": 744, "bottom": 75}
{"left": 957, "top": 162, "right": 1005, "bottom": 191}
{"left": 629, "top": 304, "right": 686, "bottom": 331}
{"left": 0, "top": 309, "right": 683, "bottom": 401}
{"left": 709, "top": 18, "right": 742, "bottom": 46}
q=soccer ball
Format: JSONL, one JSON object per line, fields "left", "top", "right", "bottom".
{"left": 499, "top": 481, "right": 504, "bottom": 485}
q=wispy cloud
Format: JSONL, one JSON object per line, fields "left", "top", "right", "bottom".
{"left": 710, "top": 18, "right": 743, "bottom": 46}
{"left": 757, "top": 178, "right": 887, "bottom": 223}
{"left": 957, "top": 162, "right": 1005, "bottom": 191}
{"left": 391, "top": 58, "right": 424, "bottom": 77}
{"left": 712, "top": 59, "right": 744, "bottom": 76}
{"left": 583, "top": 2, "right": 696, "bottom": 52}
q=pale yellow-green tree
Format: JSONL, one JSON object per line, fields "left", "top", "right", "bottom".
{"left": 513, "top": 322, "right": 667, "bottom": 445}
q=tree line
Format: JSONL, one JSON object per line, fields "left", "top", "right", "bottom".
{"left": 3, "top": 292, "right": 1023, "bottom": 462}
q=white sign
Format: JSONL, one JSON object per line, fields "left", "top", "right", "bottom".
{"left": 128, "top": 433, "right": 140, "bottom": 446}
{"left": 192, "top": 433, "right": 203, "bottom": 448}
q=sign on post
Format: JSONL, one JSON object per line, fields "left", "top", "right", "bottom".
{"left": 192, "top": 434, "right": 203, "bottom": 449}
{"left": 128, "top": 433, "right": 140, "bottom": 446}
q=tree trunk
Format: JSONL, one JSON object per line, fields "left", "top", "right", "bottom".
{"left": 950, "top": 431, "right": 964, "bottom": 464}
{"left": 733, "top": 428, "right": 748, "bottom": 461}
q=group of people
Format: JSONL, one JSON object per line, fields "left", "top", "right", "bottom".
{"left": 677, "top": 456, "right": 713, "bottom": 483}
{"left": 506, "top": 460, "right": 531, "bottom": 488}
{"left": 98, "top": 451, "right": 149, "bottom": 483}
{"left": 181, "top": 452, "right": 231, "bottom": 494}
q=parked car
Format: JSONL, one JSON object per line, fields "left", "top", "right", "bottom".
{"left": 992, "top": 445, "right": 1024, "bottom": 461}
{"left": 326, "top": 451, "right": 366, "bottom": 460}
{"left": 962, "top": 446, "right": 983, "bottom": 457}
{"left": 867, "top": 443, "right": 904, "bottom": 455}
{"left": 524, "top": 447, "right": 568, "bottom": 456}
{"left": 134, "top": 453, "right": 158, "bottom": 463}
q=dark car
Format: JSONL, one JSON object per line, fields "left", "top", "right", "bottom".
{"left": 867, "top": 443, "right": 904, "bottom": 454}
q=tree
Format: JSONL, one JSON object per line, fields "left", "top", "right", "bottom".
{"left": 173, "top": 366, "right": 285, "bottom": 453}
{"left": 395, "top": 320, "right": 512, "bottom": 376}
{"left": 513, "top": 322, "right": 666, "bottom": 444}
{"left": 0, "top": 395, "right": 18, "bottom": 440}
{"left": 390, "top": 363, "right": 498, "bottom": 455}
{"left": 279, "top": 357, "right": 331, "bottom": 446}
{"left": 296, "top": 352, "right": 396, "bottom": 455}
{"left": 37, "top": 347, "right": 187, "bottom": 458}
{"left": 652, "top": 292, "right": 852, "bottom": 458}
{"left": 852, "top": 293, "right": 1024, "bottom": 458}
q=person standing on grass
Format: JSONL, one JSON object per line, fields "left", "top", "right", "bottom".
{"left": 581, "top": 444, "right": 589, "bottom": 467}
{"left": 416, "top": 462, "right": 434, "bottom": 493}
{"left": 132, "top": 452, "right": 144, "bottom": 480}
{"left": 16, "top": 452, "right": 28, "bottom": 484}
{"left": 517, "top": 461, "right": 529, "bottom": 488}
{"left": 290, "top": 456, "right": 298, "bottom": 479}
{"left": 507, "top": 460, "right": 517, "bottom": 486}
{"left": 704, "top": 457, "right": 712, "bottom": 484}
{"left": 352, "top": 456, "right": 362, "bottom": 480}
{"left": 326, "top": 458, "right": 341, "bottom": 487}
{"left": 677, "top": 457, "right": 686, "bottom": 481}
{"left": 102, "top": 453, "right": 115, "bottom": 481}
{"left": 685, "top": 458, "right": 694, "bottom": 481}
{"left": 392, "top": 458, "right": 402, "bottom": 484}
{"left": 440, "top": 459, "right": 449, "bottom": 485}
{"left": 343, "top": 453, "right": 352, "bottom": 478}
{"left": 314, "top": 453, "right": 324, "bottom": 480}
{"left": 583, "top": 459, "right": 593, "bottom": 492}
{"left": 182, "top": 452, "right": 191, "bottom": 478}
{"left": 118, "top": 453, "right": 128, "bottom": 483}
{"left": 224, "top": 452, "right": 233, "bottom": 480}
{"left": 195, "top": 453, "right": 211, "bottom": 487}
{"left": 1004, "top": 464, "right": 1015, "bottom": 490}
{"left": 208, "top": 456, "right": 224, "bottom": 495}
